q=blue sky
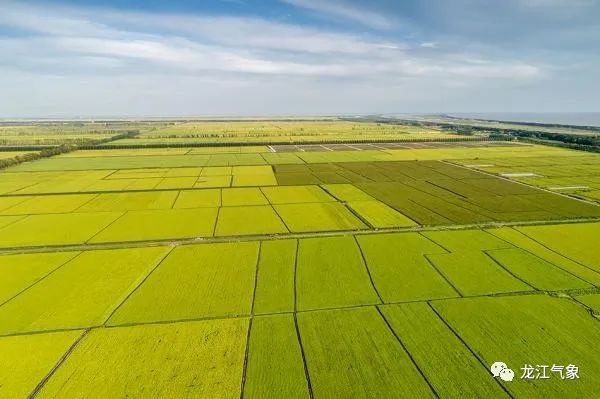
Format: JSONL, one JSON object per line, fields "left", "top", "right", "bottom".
{"left": 0, "top": 0, "right": 598, "bottom": 117}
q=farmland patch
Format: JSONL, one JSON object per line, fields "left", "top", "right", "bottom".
{"left": 108, "top": 242, "right": 259, "bottom": 324}
{"left": 380, "top": 302, "right": 508, "bottom": 398}
{"left": 173, "top": 189, "right": 221, "bottom": 208}
{"left": 0, "top": 247, "right": 169, "bottom": 334}
{"left": 0, "top": 212, "right": 122, "bottom": 248}
{"left": 347, "top": 200, "right": 417, "bottom": 228}
{"left": 244, "top": 314, "right": 310, "bottom": 399}
{"left": 356, "top": 233, "right": 457, "bottom": 302}
{"left": 221, "top": 187, "right": 269, "bottom": 206}
{"left": 433, "top": 295, "right": 600, "bottom": 398}
{"left": 297, "top": 307, "right": 435, "bottom": 398}
{"left": 0, "top": 251, "right": 79, "bottom": 304}
{"left": 261, "top": 185, "right": 335, "bottom": 204}
{"left": 78, "top": 191, "right": 178, "bottom": 212}
{"left": 516, "top": 223, "right": 600, "bottom": 272}
{"left": 215, "top": 205, "right": 288, "bottom": 236}
{"left": 38, "top": 319, "right": 248, "bottom": 398}
{"left": 296, "top": 236, "right": 380, "bottom": 311}
{"left": 274, "top": 202, "right": 366, "bottom": 232}
{"left": 488, "top": 227, "right": 600, "bottom": 286}
{"left": 426, "top": 251, "right": 533, "bottom": 296}
{"left": 88, "top": 208, "right": 218, "bottom": 243}
{"left": 487, "top": 248, "right": 591, "bottom": 291}
{"left": 0, "top": 330, "right": 82, "bottom": 398}
{"left": 254, "top": 239, "right": 297, "bottom": 314}
{"left": 0, "top": 194, "right": 95, "bottom": 215}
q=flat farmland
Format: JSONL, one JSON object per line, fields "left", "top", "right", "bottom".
{"left": 1, "top": 121, "right": 599, "bottom": 398}
{"left": 108, "top": 120, "right": 462, "bottom": 145}
{"left": 451, "top": 154, "right": 600, "bottom": 204}
{"left": 1, "top": 225, "right": 599, "bottom": 397}
{"left": 1, "top": 157, "right": 599, "bottom": 247}
{"left": 0, "top": 121, "right": 171, "bottom": 146}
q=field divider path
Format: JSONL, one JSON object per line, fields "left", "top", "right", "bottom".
{"left": 319, "top": 184, "right": 376, "bottom": 229}
{"left": 342, "top": 202, "right": 374, "bottom": 229}
{"left": 408, "top": 179, "right": 497, "bottom": 221}
{"left": 375, "top": 306, "right": 440, "bottom": 398}
{"left": 3, "top": 181, "right": 46, "bottom": 196}
{"left": 353, "top": 236, "right": 384, "bottom": 304}
{"left": 211, "top": 207, "right": 221, "bottom": 237}
{"left": 567, "top": 294, "right": 600, "bottom": 321}
{"left": 426, "top": 180, "right": 468, "bottom": 199}
{"left": 425, "top": 302, "right": 515, "bottom": 399}
{"left": 268, "top": 203, "right": 293, "bottom": 233}
{"left": 70, "top": 193, "right": 101, "bottom": 213}
{"left": 239, "top": 242, "right": 263, "bottom": 397}
{"left": 482, "top": 250, "right": 538, "bottom": 291}
{"left": 483, "top": 229, "right": 600, "bottom": 286}
{"left": 0, "top": 186, "right": 231, "bottom": 198}
{"left": 239, "top": 318, "right": 253, "bottom": 399}
{"left": 100, "top": 169, "right": 120, "bottom": 179}
{"left": 0, "top": 251, "right": 84, "bottom": 308}
{"left": 28, "top": 328, "right": 91, "bottom": 399}
{"left": 0, "top": 215, "right": 27, "bottom": 232}
{"left": 514, "top": 229, "right": 600, "bottom": 278}
{"left": 170, "top": 190, "right": 182, "bottom": 209}
{"left": 102, "top": 246, "right": 175, "bottom": 325}
{"left": 417, "top": 231, "right": 452, "bottom": 253}
{"left": 2, "top": 216, "right": 600, "bottom": 256}
{"left": 406, "top": 197, "right": 455, "bottom": 224}
{"left": 83, "top": 211, "right": 129, "bottom": 244}
{"left": 3, "top": 289, "right": 599, "bottom": 340}
{"left": 293, "top": 312, "right": 315, "bottom": 399}
{"left": 250, "top": 241, "right": 262, "bottom": 316}
{"left": 257, "top": 152, "right": 270, "bottom": 164}
{"left": 293, "top": 239, "right": 300, "bottom": 313}
{"left": 422, "top": 254, "right": 464, "bottom": 297}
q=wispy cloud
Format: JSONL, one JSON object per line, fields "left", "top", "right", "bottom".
{"left": 420, "top": 42, "right": 437, "bottom": 48}
{"left": 1, "top": 0, "right": 594, "bottom": 117}
{"left": 0, "top": 2, "right": 542, "bottom": 80}
{"left": 280, "top": 0, "right": 397, "bottom": 30}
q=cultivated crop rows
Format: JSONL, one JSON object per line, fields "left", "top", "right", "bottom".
{"left": 1, "top": 224, "right": 599, "bottom": 397}
{"left": 110, "top": 120, "right": 460, "bottom": 145}
{"left": 451, "top": 154, "right": 600, "bottom": 204}
{"left": 1, "top": 126, "right": 599, "bottom": 398}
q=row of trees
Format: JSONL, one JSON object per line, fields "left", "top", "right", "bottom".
{"left": 0, "top": 145, "right": 77, "bottom": 170}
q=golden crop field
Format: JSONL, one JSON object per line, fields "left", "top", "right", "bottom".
{"left": 0, "top": 120, "right": 599, "bottom": 398}
{"left": 110, "top": 120, "right": 463, "bottom": 144}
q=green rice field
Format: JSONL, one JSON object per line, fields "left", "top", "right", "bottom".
{"left": 0, "top": 120, "right": 599, "bottom": 398}
{"left": 107, "top": 120, "right": 461, "bottom": 145}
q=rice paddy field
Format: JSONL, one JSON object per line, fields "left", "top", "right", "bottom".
{"left": 107, "top": 120, "right": 465, "bottom": 145}
{"left": 0, "top": 121, "right": 169, "bottom": 146}
{"left": 451, "top": 154, "right": 600, "bottom": 204}
{"left": 1, "top": 120, "right": 599, "bottom": 398}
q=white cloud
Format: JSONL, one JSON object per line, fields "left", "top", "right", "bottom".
{"left": 0, "top": 2, "right": 542, "bottom": 79}
{"left": 517, "top": 0, "right": 593, "bottom": 8}
{"left": 0, "top": 2, "right": 122, "bottom": 38}
{"left": 280, "top": 0, "right": 396, "bottom": 30}
{"left": 0, "top": 1, "right": 557, "bottom": 117}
